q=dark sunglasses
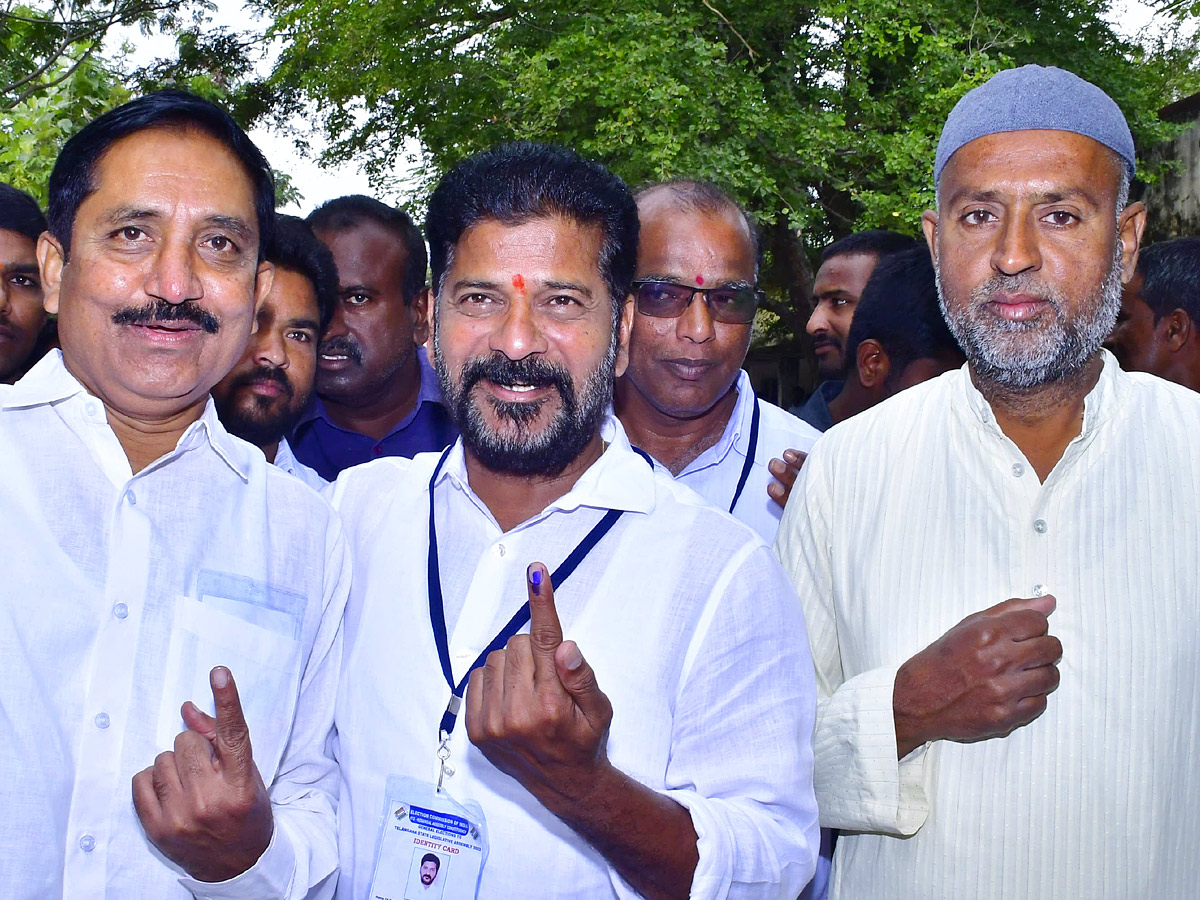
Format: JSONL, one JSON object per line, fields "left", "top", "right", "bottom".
{"left": 632, "top": 280, "right": 763, "bottom": 325}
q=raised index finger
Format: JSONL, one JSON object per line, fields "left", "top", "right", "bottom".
{"left": 210, "top": 666, "right": 255, "bottom": 781}
{"left": 526, "top": 562, "right": 563, "bottom": 685}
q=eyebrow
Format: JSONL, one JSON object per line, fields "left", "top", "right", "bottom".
{"left": 946, "top": 187, "right": 1102, "bottom": 208}
{"left": 287, "top": 317, "right": 321, "bottom": 331}
{"left": 544, "top": 279, "right": 593, "bottom": 298}
{"left": 2, "top": 263, "right": 40, "bottom": 275}
{"left": 101, "top": 207, "right": 255, "bottom": 242}
{"left": 639, "top": 274, "right": 753, "bottom": 291}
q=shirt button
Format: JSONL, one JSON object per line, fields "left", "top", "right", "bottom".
{"left": 113, "top": 602, "right": 128, "bottom": 619}
{"left": 124, "top": 490, "right": 136, "bottom": 506}
{"left": 79, "top": 834, "right": 96, "bottom": 853}
{"left": 85, "top": 402, "right": 98, "bottom": 417}
{"left": 1011, "top": 462, "right": 1025, "bottom": 477}
{"left": 373, "top": 446, "right": 382, "bottom": 456}
{"left": 495, "top": 543, "right": 506, "bottom": 557}
{"left": 1033, "top": 518, "right": 1048, "bottom": 534}
{"left": 1033, "top": 584, "right": 1047, "bottom": 596}
{"left": 94, "top": 712, "right": 110, "bottom": 729}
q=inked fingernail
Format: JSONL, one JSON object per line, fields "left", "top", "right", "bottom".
{"left": 530, "top": 567, "right": 542, "bottom": 595}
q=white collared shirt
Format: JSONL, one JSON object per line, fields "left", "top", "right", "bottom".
{"left": 775, "top": 351, "right": 1200, "bottom": 899}
{"left": 274, "top": 437, "right": 329, "bottom": 491}
{"left": 329, "top": 417, "right": 819, "bottom": 899}
{"left": 642, "top": 369, "right": 821, "bottom": 543}
{"left": 0, "top": 351, "right": 349, "bottom": 900}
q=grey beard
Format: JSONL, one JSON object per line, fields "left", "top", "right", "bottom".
{"left": 936, "top": 240, "right": 1124, "bottom": 390}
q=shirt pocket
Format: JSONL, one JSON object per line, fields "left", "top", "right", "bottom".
{"left": 155, "top": 595, "right": 303, "bottom": 780}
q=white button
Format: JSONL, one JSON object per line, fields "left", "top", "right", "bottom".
{"left": 1011, "top": 462, "right": 1025, "bottom": 477}
{"left": 124, "top": 490, "right": 136, "bottom": 506}
{"left": 1033, "top": 518, "right": 1048, "bottom": 534}
{"left": 94, "top": 712, "right": 110, "bottom": 729}
{"left": 113, "top": 602, "right": 128, "bottom": 619}
{"left": 79, "top": 834, "right": 95, "bottom": 853}
{"left": 1033, "top": 584, "right": 1047, "bottom": 596}
{"left": 85, "top": 402, "right": 98, "bottom": 417}
{"left": 495, "top": 543, "right": 506, "bottom": 557}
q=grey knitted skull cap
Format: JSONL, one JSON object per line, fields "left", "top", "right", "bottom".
{"left": 934, "top": 65, "right": 1135, "bottom": 185}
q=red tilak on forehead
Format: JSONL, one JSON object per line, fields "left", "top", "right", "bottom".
{"left": 512, "top": 274, "right": 525, "bottom": 291}
{"left": 696, "top": 275, "right": 705, "bottom": 285}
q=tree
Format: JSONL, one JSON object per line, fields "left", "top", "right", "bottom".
{"left": 256, "top": 0, "right": 1200, "bottom": 336}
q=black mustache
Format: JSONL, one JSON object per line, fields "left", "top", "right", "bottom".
{"left": 227, "top": 364, "right": 293, "bottom": 398}
{"left": 460, "top": 353, "right": 572, "bottom": 396}
{"left": 318, "top": 335, "right": 363, "bottom": 365}
{"left": 111, "top": 299, "right": 219, "bottom": 334}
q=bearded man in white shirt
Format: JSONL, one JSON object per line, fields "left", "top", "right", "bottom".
{"left": 775, "top": 64, "right": 1200, "bottom": 899}
{"left": 0, "top": 90, "right": 348, "bottom": 898}
{"left": 329, "top": 142, "right": 819, "bottom": 899}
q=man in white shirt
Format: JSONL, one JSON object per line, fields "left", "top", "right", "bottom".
{"left": 214, "top": 213, "right": 335, "bottom": 490}
{"left": 0, "top": 90, "right": 348, "bottom": 898}
{"left": 614, "top": 180, "right": 820, "bottom": 542}
{"left": 776, "top": 64, "right": 1200, "bottom": 898}
{"left": 330, "top": 142, "right": 819, "bottom": 899}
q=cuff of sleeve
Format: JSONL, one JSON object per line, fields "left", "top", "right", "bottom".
{"left": 178, "top": 823, "right": 296, "bottom": 900}
{"left": 814, "top": 665, "right": 933, "bottom": 835}
{"left": 662, "top": 790, "right": 731, "bottom": 900}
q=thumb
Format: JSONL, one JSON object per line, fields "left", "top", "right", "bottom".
{"left": 210, "top": 666, "right": 255, "bottom": 778}
{"left": 554, "top": 640, "right": 611, "bottom": 729}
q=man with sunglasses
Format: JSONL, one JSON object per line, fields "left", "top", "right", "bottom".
{"left": 615, "top": 180, "right": 821, "bottom": 542}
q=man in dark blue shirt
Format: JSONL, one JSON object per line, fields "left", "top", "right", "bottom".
{"left": 291, "top": 195, "right": 456, "bottom": 479}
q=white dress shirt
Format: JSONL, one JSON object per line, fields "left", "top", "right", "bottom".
{"left": 329, "top": 417, "right": 819, "bottom": 899}
{"left": 642, "top": 369, "right": 820, "bottom": 543}
{"left": 775, "top": 351, "right": 1200, "bottom": 899}
{"left": 274, "top": 437, "right": 329, "bottom": 491}
{"left": 0, "top": 351, "right": 349, "bottom": 900}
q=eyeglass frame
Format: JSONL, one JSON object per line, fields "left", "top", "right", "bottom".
{"left": 629, "top": 279, "right": 765, "bottom": 325}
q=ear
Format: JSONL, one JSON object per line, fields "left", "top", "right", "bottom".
{"left": 37, "top": 232, "right": 66, "bottom": 316}
{"left": 251, "top": 261, "right": 275, "bottom": 335}
{"left": 921, "top": 209, "right": 939, "bottom": 267}
{"left": 410, "top": 286, "right": 431, "bottom": 347}
{"left": 1117, "top": 200, "right": 1148, "bottom": 285}
{"left": 613, "top": 295, "right": 634, "bottom": 379}
{"left": 856, "top": 338, "right": 891, "bottom": 389}
{"left": 1161, "top": 308, "right": 1193, "bottom": 353}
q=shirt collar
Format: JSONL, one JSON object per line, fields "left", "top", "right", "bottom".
{"left": 295, "top": 344, "right": 445, "bottom": 430}
{"left": 678, "top": 369, "right": 754, "bottom": 475}
{"left": 434, "top": 415, "right": 657, "bottom": 521}
{"left": 4, "top": 349, "right": 252, "bottom": 481}
{"left": 957, "top": 348, "right": 1130, "bottom": 440}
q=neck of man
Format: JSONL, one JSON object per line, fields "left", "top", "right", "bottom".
{"left": 105, "top": 398, "right": 209, "bottom": 475}
{"left": 260, "top": 438, "right": 280, "bottom": 464}
{"left": 321, "top": 350, "right": 422, "bottom": 441}
{"left": 464, "top": 433, "right": 606, "bottom": 533}
{"left": 825, "top": 381, "right": 864, "bottom": 426}
{"left": 973, "top": 353, "right": 1103, "bottom": 483}
{"left": 614, "top": 377, "right": 738, "bottom": 476}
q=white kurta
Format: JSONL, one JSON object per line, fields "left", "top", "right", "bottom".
{"left": 329, "top": 417, "right": 820, "bottom": 899}
{"left": 775, "top": 351, "right": 1200, "bottom": 899}
{"left": 640, "top": 369, "right": 821, "bottom": 544}
{"left": 0, "top": 351, "right": 349, "bottom": 900}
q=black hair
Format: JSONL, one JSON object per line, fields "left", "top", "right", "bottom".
{"left": 46, "top": 89, "right": 275, "bottom": 261}
{"left": 306, "top": 194, "right": 428, "bottom": 304}
{"left": 0, "top": 183, "right": 48, "bottom": 242}
{"left": 634, "top": 179, "right": 761, "bottom": 277}
{"left": 268, "top": 214, "right": 338, "bottom": 331}
{"left": 420, "top": 852, "right": 440, "bottom": 870}
{"left": 425, "top": 142, "right": 638, "bottom": 326}
{"left": 844, "top": 245, "right": 962, "bottom": 376}
{"left": 1136, "top": 237, "right": 1200, "bottom": 325}
{"left": 820, "top": 229, "right": 919, "bottom": 264}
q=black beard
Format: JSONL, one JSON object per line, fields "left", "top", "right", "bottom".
{"left": 214, "top": 365, "right": 309, "bottom": 448}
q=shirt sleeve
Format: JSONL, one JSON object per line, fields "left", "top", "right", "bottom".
{"left": 774, "top": 448, "right": 932, "bottom": 836}
{"left": 655, "top": 541, "right": 820, "bottom": 899}
{"left": 179, "top": 511, "right": 350, "bottom": 900}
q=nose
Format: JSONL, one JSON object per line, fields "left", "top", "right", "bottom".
{"left": 991, "top": 212, "right": 1041, "bottom": 276}
{"left": 0, "top": 280, "right": 10, "bottom": 316}
{"left": 143, "top": 239, "right": 204, "bottom": 304}
{"left": 321, "top": 299, "right": 348, "bottom": 343}
{"left": 254, "top": 323, "right": 288, "bottom": 368}
{"left": 676, "top": 291, "right": 715, "bottom": 344}
{"left": 806, "top": 301, "right": 829, "bottom": 336}
{"left": 489, "top": 295, "right": 548, "bottom": 359}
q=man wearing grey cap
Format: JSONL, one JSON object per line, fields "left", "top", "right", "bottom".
{"left": 776, "top": 64, "right": 1200, "bottom": 898}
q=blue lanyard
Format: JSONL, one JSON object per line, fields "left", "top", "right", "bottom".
{"left": 426, "top": 446, "right": 625, "bottom": 739}
{"left": 728, "top": 396, "right": 760, "bottom": 514}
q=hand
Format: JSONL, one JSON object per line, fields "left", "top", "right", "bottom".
{"left": 133, "top": 667, "right": 273, "bottom": 883}
{"left": 767, "top": 449, "right": 807, "bottom": 509}
{"left": 465, "top": 562, "right": 614, "bottom": 807}
{"left": 893, "top": 595, "right": 1062, "bottom": 758}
